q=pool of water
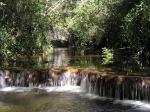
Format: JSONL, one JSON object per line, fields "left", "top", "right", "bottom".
{"left": 0, "top": 87, "right": 150, "bottom": 112}
{"left": 1, "top": 48, "right": 150, "bottom": 112}
{"left": 1, "top": 48, "right": 150, "bottom": 76}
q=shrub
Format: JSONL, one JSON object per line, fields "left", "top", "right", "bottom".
{"left": 102, "top": 47, "right": 114, "bottom": 65}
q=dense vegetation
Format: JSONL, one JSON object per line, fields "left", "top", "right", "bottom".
{"left": 0, "top": 0, "right": 51, "bottom": 61}
{"left": 0, "top": 0, "right": 150, "bottom": 64}
{"left": 49, "top": 0, "right": 150, "bottom": 63}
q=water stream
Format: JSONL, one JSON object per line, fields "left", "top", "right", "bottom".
{"left": 0, "top": 48, "right": 150, "bottom": 112}
{"left": 0, "top": 68, "right": 150, "bottom": 112}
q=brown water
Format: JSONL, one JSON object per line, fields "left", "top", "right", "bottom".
{"left": 1, "top": 48, "right": 150, "bottom": 112}
{"left": 1, "top": 48, "right": 150, "bottom": 76}
{"left": 0, "top": 90, "right": 150, "bottom": 112}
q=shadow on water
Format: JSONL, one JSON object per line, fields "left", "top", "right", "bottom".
{"left": 0, "top": 48, "right": 150, "bottom": 76}
{"left": 0, "top": 47, "right": 150, "bottom": 112}
{"left": 0, "top": 91, "right": 150, "bottom": 112}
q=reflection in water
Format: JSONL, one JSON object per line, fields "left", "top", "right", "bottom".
{"left": 0, "top": 48, "right": 150, "bottom": 112}
{"left": 0, "top": 91, "right": 150, "bottom": 112}
{"left": 53, "top": 48, "right": 70, "bottom": 67}
{"left": 0, "top": 48, "right": 102, "bottom": 69}
{"left": 0, "top": 48, "right": 71, "bottom": 69}
{"left": 1, "top": 48, "right": 150, "bottom": 75}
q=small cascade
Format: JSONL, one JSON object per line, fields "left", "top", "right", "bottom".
{"left": 0, "top": 71, "right": 6, "bottom": 88}
{"left": 1, "top": 68, "right": 150, "bottom": 102}
{"left": 61, "top": 71, "right": 77, "bottom": 86}
{"left": 81, "top": 75, "right": 90, "bottom": 92}
{"left": 0, "top": 69, "right": 81, "bottom": 88}
{"left": 80, "top": 73, "right": 150, "bottom": 102}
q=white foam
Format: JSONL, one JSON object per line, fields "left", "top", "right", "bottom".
{"left": 0, "top": 86, "right": 81, "bottom": 93}
{"left": 0, "top": 87, "right": 34, "bottom": 92}
{"left": 79, "top": 93, "right": 150, "bottom": 111}
{"left": 0, "top": 87, "right": 16, "bottom": 92}
{"left": 44, "top": 86, "right": 81, "bottom": 93}
{"left": 114, "top": 100, "right": 150, "bottom": 111}
{"left": 1, "top": 86, "right": 150, "bottom": 111}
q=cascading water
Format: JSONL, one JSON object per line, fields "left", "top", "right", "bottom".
{"left": 0, "top": 69, "right": 82, "bottom": 93}
{"left": 1, "top": 69, "right": 150, "bottom": 103}
{"left": 80, "top": 75, "right": 90, "bottom": 92}
{"left": 80, "top": 73, "right": 150, "bottom": 102}
{"left": 0, "top": 71, "right": 6, "bottom": 88}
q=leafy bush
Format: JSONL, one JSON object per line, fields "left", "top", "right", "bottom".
{"left": 0, "top": 28, "right": 15, "bottom": 61}
{"left": 0, "top": 0, "right": 52, "bottom": 57}
{"left": 102, "top": 47, "right": 114, "bottom": 65}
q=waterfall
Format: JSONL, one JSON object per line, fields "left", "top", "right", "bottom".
{"left": 0, "top": 69, "right": 81, "bottom": 88}
{"left": 80, "top": 74, "right": 150, "bottom": 102}
{"left": 1, "top": 68, "right": 150, "bottom": 102}
{"left": 62, "top": 71, "right": 71, "bottom": 86}
{"left": 0, "top": 71, "right": 6, "bottom": 88}
{"left": 81, "top": 75, "right": 90, "bottom": 92}
{"left": 53, "top": 48, "right": 62, "bottom": 67}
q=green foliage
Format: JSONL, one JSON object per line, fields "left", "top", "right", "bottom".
{"left": 102, "top": 47, "right": 114, "bottom": 65}
{"left": 122, "top": 0, "right": 150, "bottom": 58}
{"left": 67, "top": 0, "right": 108, "bottom": 51}
{"left": 0, "top": 28, "right": 15, "bottom": 61}
{"left": 47, "top": 0, "right": 108, "bottom": 51}
{"left": 45, "top": 0, "right": 150, "bottom": 60}
{"left": 1, "top": 0, "right": 150, "bottom": 64}
{"left": 0, "top": 0, "right": 52, "bottom": 58}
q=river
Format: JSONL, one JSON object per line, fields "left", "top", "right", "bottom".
{"left": 0, "top": 48, "right": 150, "bottom": 112}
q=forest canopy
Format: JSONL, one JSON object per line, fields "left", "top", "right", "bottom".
{"left": 49, "top": 0, "right": 150, "bottom": 61}
{"left": 0, "top": 0, "right": 150, "bottom": 63}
